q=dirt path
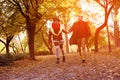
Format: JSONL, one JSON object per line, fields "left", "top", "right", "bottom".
{"left": 0, "top": 52, "right": 120, "bottom": 80}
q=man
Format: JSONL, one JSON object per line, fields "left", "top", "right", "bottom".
{"left": 49, "top": 17, "right": 67, "bottom": 64}
{"left": 68, "top": 16, "right": 91, "bottom": 62}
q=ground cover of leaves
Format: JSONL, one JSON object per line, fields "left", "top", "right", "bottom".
{"left": 0, "top": 52, "right": 120, "bottom": 80}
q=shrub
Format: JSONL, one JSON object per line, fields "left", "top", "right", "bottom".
{"left": 11, "top": 53, "right": 28, "bottom": 61}
{"left": 0, "top": 54, "right": 13, "bottom": 66}
{"left": 0, "top": 53, "right": 28, "bottom": 66}
{"left": 35, "top": 51, "right": 51, "bottom": 56}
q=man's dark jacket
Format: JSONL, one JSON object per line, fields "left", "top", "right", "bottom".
{"left": 69, "top": 20, "right": 91, "bottom": 45}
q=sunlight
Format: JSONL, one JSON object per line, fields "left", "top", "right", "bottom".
{"left": 78, "top": 0, "right": 105, "bottom": 27}
{"left": 46, "top": 20, "right": 52, "bottom": 29}
{"left": 15, "top": 32, "right": 26, "bottom": 41}
{"left": 69, "top": 45, "right": 78, "bottom": 52}
{"left": 80, "top": 0, "right": 89, "bottom": 11}
{"left": 0, "top": 43, "right": 5, "bottom": 53}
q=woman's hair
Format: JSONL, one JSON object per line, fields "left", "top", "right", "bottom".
{"left": 53, "top": 17, "right": 60, "bottom": 21}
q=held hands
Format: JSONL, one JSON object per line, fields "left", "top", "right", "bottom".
{"left": 67, "top": 30, "right": 71, "bottom": 34}
{"left": 64, "top": 30, "right": 71, "bottom": 34}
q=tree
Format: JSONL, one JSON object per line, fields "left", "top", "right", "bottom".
{"left": 0, "top": 0, "right": 25, "bottom": 56}
{"left": 112, "top": 0, "right": 120, "bottom": 47}
{"left": 8, "top": 0, "right": 42, "bottom": 60}
{"left": 94, "top": 0, "right": 116, "bottom": 52}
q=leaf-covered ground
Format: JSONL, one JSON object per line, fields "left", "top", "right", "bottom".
{"left": 0, "top": 52, "right": 120, "bottom": 80}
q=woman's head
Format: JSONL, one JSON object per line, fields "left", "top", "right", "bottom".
{"left": 53, "top": 17, "right": 60, "bottom": 22}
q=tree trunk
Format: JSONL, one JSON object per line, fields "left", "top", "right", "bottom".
{"left": 94, "top": 29, "right": 99, "bottom": 53}
{"left": 18, "top": 35, "right": 25, "bottom": 53}
{"left": 65, "top": 34, "right": 69, "bottom": 53}
{"left": 114, "top": 21, "right": 119, "bottom": 47}
{"left": 42, "top": 31, "right": 54, "bottom": 55}
{"left": 27, "top": 20, "right": 36, "bottom": 60}
{"left": 6, "top": 43, "right": 10, "bottom": 57}
{"left": 106, "top": 26, "right": 112, "bottom": 52}
{"left": 94, "top": 23, "right": 106, "bottom": 53}
{"left": 6, "top": 36, "right": 14, "bottom": 57}
{"left": 113, "top": 1, "right": 120, "bottom": 47}
{"left": 64, "top": 22, "right": 69, "bottom": 53}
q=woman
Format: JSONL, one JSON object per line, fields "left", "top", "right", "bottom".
{"left": 49, "top": 17, "right": 67, "bottom": 64}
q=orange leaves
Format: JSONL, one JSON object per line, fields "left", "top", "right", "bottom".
{"left": 1, "top": 53, "right": 120, "bottom": 79}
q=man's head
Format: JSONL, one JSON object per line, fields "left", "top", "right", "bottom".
{"left": 78, "top": 16, "right": 83, "bottom": 20}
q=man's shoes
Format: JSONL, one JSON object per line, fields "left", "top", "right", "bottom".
{"left": 56, "top": 58, "right": 60, "bottom": 64}
{"left": 63, "top": 56, "right": 65, "bottom": 62}
{"left": 82, "top": 59, "right": 85, "bottom": 63}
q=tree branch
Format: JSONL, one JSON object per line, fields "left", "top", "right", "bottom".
{"left": 0, "top": 39, "right": 6, "bottom": 45}
{"left": 35, "top": 21, "right": 46, "bottom": 35}
{"left": 95, "top": 0, "right": 105, "bottom": 8}
{"left": 107, "top": 1, "right": 115, "bottom": 16}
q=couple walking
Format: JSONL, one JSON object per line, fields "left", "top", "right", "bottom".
{"left": 49, "top": 16, "right": 91, "bottom": 64}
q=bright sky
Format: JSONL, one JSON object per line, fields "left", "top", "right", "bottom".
{"left": 79, "top": 0, "right": 105, "bottom": 27}
{"left": 46, "top": 0, "right": 120, "bottom": 29}
{"left": 81, "top": 0, "right": 120, "bottom": 28}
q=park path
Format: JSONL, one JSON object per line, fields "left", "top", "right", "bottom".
{"left": 0, "top": 52, "right": 120, "bottom": 80}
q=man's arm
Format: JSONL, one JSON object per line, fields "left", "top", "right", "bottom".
{"left": 68, "top": 25, "right": 74, "bottom": 33}
{"left": 62, "top": 29, "right": 68, "bottom": 34}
